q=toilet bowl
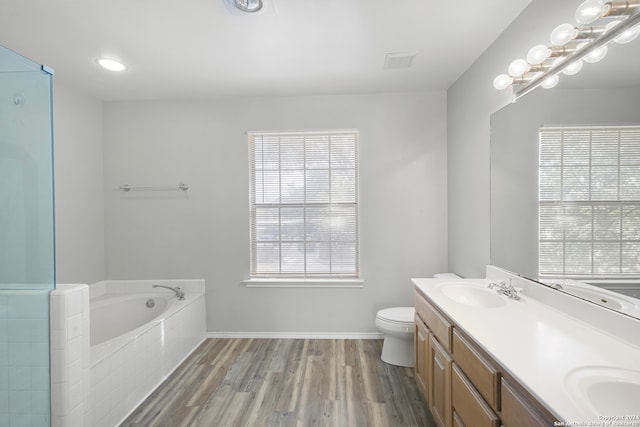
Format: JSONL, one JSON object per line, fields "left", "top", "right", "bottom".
{"left": 375, "top": 307, "right": 416, "bottom": 367}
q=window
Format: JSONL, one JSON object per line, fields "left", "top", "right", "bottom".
{"left": 539, "top": 126, "right": 640, "bottom": 278}
{"left": 249, "top": 130, "right": 359, "bottom": 279}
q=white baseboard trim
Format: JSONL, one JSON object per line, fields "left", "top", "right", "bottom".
{"left": 206, "top": 331, "right": 384, "bottom": 340}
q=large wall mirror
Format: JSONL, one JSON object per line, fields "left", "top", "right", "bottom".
{"left": 490, "top": 37, "right": 640, "bottom": 319}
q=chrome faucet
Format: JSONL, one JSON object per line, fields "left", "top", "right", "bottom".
{"left": 488, "top": 280, "right": 520, "bottom": 300}
{"left": 152, "top": 284, "right": 185, "bottom": 300}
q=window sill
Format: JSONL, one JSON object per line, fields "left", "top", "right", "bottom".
{"left": 244, "top": 278, "right": 364, "bottom": 288}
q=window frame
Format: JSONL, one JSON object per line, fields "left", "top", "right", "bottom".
{"left": 247, "top": 129, "right": 361, "bottom": 284}
{"left": 538, "top": 125, "right": 640, "bottom": 280}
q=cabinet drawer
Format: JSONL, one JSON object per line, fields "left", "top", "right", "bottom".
{"left": 452, "top": 364, "right": 499, "bottom": 427}
{"left": 501, "top": 379, "right": 557, "bottom": 427}
{"left": 415, "top": 291, "right": 452, "bottom": 351}
{"left": 452, "top": 329, "right": 500, "bottom": 410}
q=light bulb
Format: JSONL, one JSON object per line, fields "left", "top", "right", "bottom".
{"left": 575, "top": 0, "right": 606, "bottom": 25}
{"left": 541, "top": 74, "right": 560, "bottom": 89}
{"left": 527, "top": 44, "right": 551, "bottom": 65}
{"left": 508, "top": 59, "right": 529, "bottom": 77}
{"left": 604, "top": 20, "right": 640, "bottom": 44}
{"left": 615, "top": 24, "right": 640, "bottom": 44}
{"left": 605, "top": 20, "right": 622, "bottom": 32}
{"left": 551, "top": 23, "right": 578, "bottom": 46}
{"left": 493, "top": 74, "right": 513, "bottom": 90}
{"left": 583, "top": 45, "right": 608, "bottom": 63}
{"left": 562, "top": 59, "right": 583, "bottom": 75}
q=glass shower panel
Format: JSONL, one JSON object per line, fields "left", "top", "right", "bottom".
{"left": 0, "top": 44, "right": 55, "bottom": 427}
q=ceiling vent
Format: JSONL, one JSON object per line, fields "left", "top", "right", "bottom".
{"left": 383, "top": 52, "right": 417, "bottom": 70}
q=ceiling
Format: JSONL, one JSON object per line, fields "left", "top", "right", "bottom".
{"left": 0, "top": 0, "right": 532, "bottom": 101}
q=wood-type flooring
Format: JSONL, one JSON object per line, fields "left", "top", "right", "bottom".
{"left": 121, "top": 338, "right": 434, "bottom": 427}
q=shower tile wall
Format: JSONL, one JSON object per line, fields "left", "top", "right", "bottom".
{"left": 0, "top": 290, "right": 51, "bottom": 427}
{"left": 50, "top": 284, "right": 90, "bottom": 427}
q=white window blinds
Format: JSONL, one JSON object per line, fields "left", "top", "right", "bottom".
{"left": 539, "top": 126, "right": 640, "bottom": 278}
{"left": 249, "top": 130, "right": 359, "bottom": 278}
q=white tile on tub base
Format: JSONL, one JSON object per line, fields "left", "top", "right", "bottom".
{"left": 67, "top": 404, "right": 83, "bottom": 427}
{"left": 65, "top": 291, "right": 83, "bottom": 318}
{"left": 66, "top": 313, "right": 83, "bottom": 341}
{"left": 49, "top": 348, "right": 68, "bottom": 385}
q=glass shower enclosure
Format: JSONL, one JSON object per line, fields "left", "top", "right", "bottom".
{"left": 0, "top": 44, "right": 55, "bottom": 426}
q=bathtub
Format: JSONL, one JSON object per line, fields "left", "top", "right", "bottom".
{"left": 91, "top": 293, "right": 169, "bottom": 346}
{"left": 50, "top": 280, "right": 207, "bottom": 427}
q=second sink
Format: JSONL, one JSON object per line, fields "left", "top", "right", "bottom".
{"left": 565, "top": 366, "right": 640, "bottom": 416}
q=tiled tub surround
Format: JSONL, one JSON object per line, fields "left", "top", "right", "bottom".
{"left": 0, "top": 289, "right": 51, "bottom": 427}
{"left": 413, "top": 267, "right": 640, "bottom": 424}
{"left": 50, "top": 280, "right": 206, "bottom": 427}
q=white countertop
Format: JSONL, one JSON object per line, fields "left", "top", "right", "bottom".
{"left": 413, "top": 277, "right": 640, "bottom": 424}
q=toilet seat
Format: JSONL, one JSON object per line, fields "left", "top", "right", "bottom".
{"left": 376, "top": 307, "right": 415, "bottom": 324}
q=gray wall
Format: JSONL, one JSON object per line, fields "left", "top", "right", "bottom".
{"left": 102, "top": 92, "right": 448, "bottom": 333}
{"left": 53, "top": 82, "right": 105, "bottom": 284}
{"left": 447, "top": 0, "right": 578, "bottom": 277}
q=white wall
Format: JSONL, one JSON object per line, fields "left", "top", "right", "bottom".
{"left": 53, "top": 83, "right": 105, "bottom": 284}
{"left": 103, "top": 92, "right": 448, "bottom": 334}
{"left": 447, "top": 0, "right": 578, "bottom": 277}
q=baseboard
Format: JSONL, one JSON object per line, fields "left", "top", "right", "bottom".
{"left": 206, "top": 331, "right": 384, "bottom": 339}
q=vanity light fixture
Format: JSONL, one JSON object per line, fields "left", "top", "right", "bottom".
{"left": 494, "top": 0, "right": 640, "bottom": 101}
{"left": 96, "top": 58, "right": 127, "bottom": 72}
{"left": 230, "top": 0, "right": 263, "bottom": 13}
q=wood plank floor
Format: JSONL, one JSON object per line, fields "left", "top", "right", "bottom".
{"left": 121, "top": 338, "right": 435, "bottom": 427}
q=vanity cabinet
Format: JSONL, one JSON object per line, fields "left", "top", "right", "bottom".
{"left": 414, "top": 288, "right": 559, "bottom": 427}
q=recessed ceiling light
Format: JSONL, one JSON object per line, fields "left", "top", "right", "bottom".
{"left": 96, "top": 58, "right": 127, "bottom": 72}
{"left": 230, "top": 0, "right": 263, "bottom": 13}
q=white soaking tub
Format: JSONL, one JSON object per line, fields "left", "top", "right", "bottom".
{"left": 50, "top": 280, "right": 206, "bottom": 427}
{"left": 90, "top": 293, "right": 169, "bottom": 347}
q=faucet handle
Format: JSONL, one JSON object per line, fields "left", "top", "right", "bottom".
{"left": 488, "top": 280, "right": 505, "bottom": 289}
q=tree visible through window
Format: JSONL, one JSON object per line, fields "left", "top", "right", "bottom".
{"left": 249, "top": 130, "right": 359, "bottom": 278}
{"left": 539, "top": 126, "right": 640, "bottom": 278}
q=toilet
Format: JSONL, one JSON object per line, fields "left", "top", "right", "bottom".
{"left": 376, "top": 273, "right": 461, "bottom": 367}
{"left": 375, "top": 307, "right": 416, "bottom": 367}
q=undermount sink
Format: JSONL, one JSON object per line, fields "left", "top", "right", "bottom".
{"left": 565, "top": 366, "right": 640, "bottom": 416}
{"left": 439, "top": 283, "right": 507, "bottom": 308}
{"left": 561, "top": 284, "right": 634, "bottom": 310}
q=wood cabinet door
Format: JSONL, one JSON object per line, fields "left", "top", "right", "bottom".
{"left": 415, "top": 317, "right": 430, "bottom": 402}
{"left": 429, "top": 335, "right": 452, "bottom": 427}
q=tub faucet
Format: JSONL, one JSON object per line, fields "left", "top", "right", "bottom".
{"left": 152, "top": 284, "right": 185, "bottom": 300}
{"left": 488, "top": 280, "right": 520, "bottom": 300}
